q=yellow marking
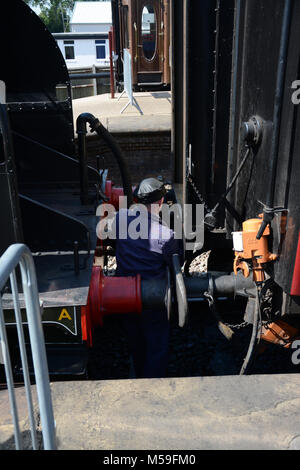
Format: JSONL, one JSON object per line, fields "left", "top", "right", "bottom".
{"left": 58, "top": 308, "right": 72, "bottom": 321}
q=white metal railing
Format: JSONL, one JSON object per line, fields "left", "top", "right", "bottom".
{"left": 0, "top": 244, "right": 56, "bottom": 450}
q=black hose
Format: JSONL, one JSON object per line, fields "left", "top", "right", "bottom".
{"left": 239, "top": 286, "right": 261, "bottom": 375}
{"left": 76, "top": 113, "right": 133, "bottom": 207}
{"left": 204, "top": 146, "right": 251, "bottom": 229}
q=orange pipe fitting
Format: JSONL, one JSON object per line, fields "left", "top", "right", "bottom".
{"left": 233, "top": 215, "right": 277, "bottom": 282}
{"left": 260, "top": 320, "right": 300, "bottom": 349}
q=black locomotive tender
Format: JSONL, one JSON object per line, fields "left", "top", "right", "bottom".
{"left": 1, "top": 0, "right": 300, "bottom": 378}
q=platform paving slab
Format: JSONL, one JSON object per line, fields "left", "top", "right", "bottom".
{"left": 72, "top": 91, "right": 172, "bottom": 134}
{"left": 0, "top": 385, "right": 42, "bottom": 450}
{"left": 2, "top": 374, "right": 300, "bottom": 450}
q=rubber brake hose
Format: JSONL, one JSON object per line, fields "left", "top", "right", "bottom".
{"left": 239, "top": 285, "right": 262, "bottom": 375}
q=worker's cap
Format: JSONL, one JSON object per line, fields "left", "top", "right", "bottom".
{"left": 133, "top": 177, "right": 166, "bottom": 204}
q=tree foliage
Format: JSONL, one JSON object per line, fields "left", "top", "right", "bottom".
{"left": 23, "top": 0, "right": 108, "bottom": 33}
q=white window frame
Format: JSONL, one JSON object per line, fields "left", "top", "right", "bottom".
{"left": 64, "top": 40, "right": 76, "bottom": 62}
{"left": 95, "top": 39, "right": 109, "bottom": 63}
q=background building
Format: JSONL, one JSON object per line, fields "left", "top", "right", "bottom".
{"left": 70, "top": 1, "right": 112, "bottom": 33}
{"left": 54, "top": 1, "right": 112, "bottom": 69}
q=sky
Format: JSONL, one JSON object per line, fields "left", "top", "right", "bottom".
{"left": 29, "top": 5, "right": 41, "bottom": 15}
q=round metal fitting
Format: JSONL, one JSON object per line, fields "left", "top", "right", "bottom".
{"left": 242, "top": 116, "right": 263, "bottom": 147}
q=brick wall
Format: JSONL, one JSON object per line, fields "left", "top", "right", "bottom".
{"left": 76, "top": 130, "right": 173, "bottom": 187}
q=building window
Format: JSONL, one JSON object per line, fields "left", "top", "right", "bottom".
{"left": 64, "top": 40, "right": 75, "bottom": 60}
{"left": 95, "top": 40, "right": 106, "bottom": 59}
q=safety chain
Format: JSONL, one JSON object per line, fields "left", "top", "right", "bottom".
{"left": 224, "top": 320, "right": 251, "bottom": 331}
{"left": 187, "top": 174, "right": 210, "bottom": 212}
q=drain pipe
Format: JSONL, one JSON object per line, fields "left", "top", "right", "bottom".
{"left": 76, "top": 113, "right": 133, "bottom": 206}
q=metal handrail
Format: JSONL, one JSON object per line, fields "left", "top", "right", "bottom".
{"left": 0, "top": 244, "right": 56, "bottom": 450}
{"left": 69, "top": 72, "right": 110, "bottom": 79}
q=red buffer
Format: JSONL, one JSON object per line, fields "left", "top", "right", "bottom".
{"left": 291, "top": 233, "right": 300, "bottom": 296}
{"left": 81, "top": 180, "right": 140, "bottom": 346}
{"left": 81, "top": 266, "right": 142, "bottom": 347}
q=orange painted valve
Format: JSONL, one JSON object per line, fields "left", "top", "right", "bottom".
{"left": 233, "top": 215, "right": 277, "bottom": 283}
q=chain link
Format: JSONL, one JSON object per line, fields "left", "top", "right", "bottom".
{"left": 224, "top": 320, "right": 251, "bottom": 331}
{"left": 187, "top": 174, "right": 210, "bottom": 212}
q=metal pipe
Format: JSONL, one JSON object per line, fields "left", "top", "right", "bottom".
{"left": 185, "top": 270, "right": 255, "bottom": 299}
{"left": 0, "top": 244, "right": 56, "bottom": 450}
{"left": 256, "top": 0, "right": 293, "bottom": 239}
{"left": 92, "top": 65, "right": 97, "bottom": 96}
{"left": 0, "top": 296, "right": 22, "bottom": 449}
{"left": 267, "top": 0, "right": 293, "bottom": 207}
{"left": 19, "top": 250, "right": 56, "bottom": 450}
{"left": 109, "top": 30, "right": 115, "bottom": 99}
{"left": 140, "top": 270, "right": 255, "bottom": 311}
{"left": 69, "top": 72, "right": 110, "bottom": 80}
{"left": 10, "top": 269, "right": 38, "bottom": 449}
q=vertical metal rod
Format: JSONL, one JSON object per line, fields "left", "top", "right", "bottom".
{"left": 211, "top": 0, "right": 220, "bottom": 186}
{"left": 0, "top": 296, "right": 22, "bottom": 450}
{"left": 256, "top": 0, "right": 293, "bottom": 239}
{"left": 76, "top": 120, "right": 89, "bottom": 205}
{"left": 182, "top": 0, "right": 190, "bottom": 260}
{"left": 109, "top": 29, "right": 115, "bottom": 99}
{"left": 227, "top": 0, "right": 241, "bottom": 188}
{"left": 267, "top": 0, "right": 293, "bottom": 208}
{"left": 10, "top": 269, "right": 38, "bottom": 450}
{"left": 19, "top": 256, "right": 56, "bottom": 450}
{"left": 73, "top": 241, "right": 80, "bottom": 276}
{"left": 92, "top": 64, "right": 97, "bottom": 96}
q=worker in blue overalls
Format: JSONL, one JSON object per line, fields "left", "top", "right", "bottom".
{"left": 114, "top": 177, "right": 182, "bottom": 378}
